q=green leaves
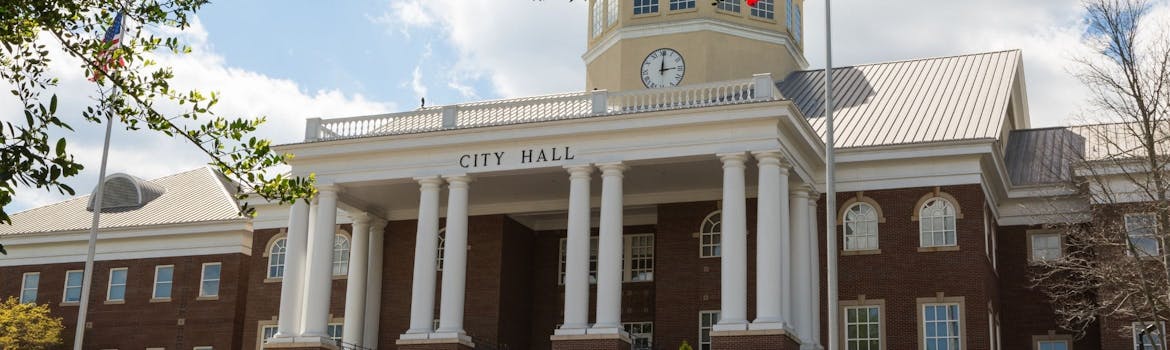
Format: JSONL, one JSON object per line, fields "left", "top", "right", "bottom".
{"left": 0, "top": 0, "right": 315, "bottom": 243}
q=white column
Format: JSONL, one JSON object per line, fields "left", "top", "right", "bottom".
{"left": 303, "top": 184, "right": 339, "bottom": 338}
{"left": 751, "top": 151, "right": 789, "bottom": 329}
{"left": 790, "top": 186, "right": 812, "bottom": 342}
{"left": 274, "top": 200, "right": 310, "bottom": 339}
{"left": 342, "top": 213, "right": 371, "bottom": 346}
{"left": 558, "top": 165, "right": 593, "bottom": 334}
{"left": 591, "top": 162, "right": 626, "bottom": 332}
{"left": 299, "top": 200, "right": 318, "bottom": 335}
{"left": 364, "top": 219, "right": 387, "bottom": 349}
{"left": 437, "top": 175, "right": 471, "bottom": 337}
{"left": 715, "top": 153, "right": 749, "bottom": 331}
{"left": 404, "top": 176, "right": 443, "bottom": 336}
{"left": 807, "top": 194, "right": 822, "bottom": 349}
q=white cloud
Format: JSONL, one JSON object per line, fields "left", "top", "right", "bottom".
{"left": 2, "top": 17, "right": 395, "bottom": 212}
{"left": 411, "top": 65, "right": 428, "bottom": 99}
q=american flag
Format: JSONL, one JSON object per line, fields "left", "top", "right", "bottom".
{"left": 91, "top": 12, "right": 125, "bottom": 81}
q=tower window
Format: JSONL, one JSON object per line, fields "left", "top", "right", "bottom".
{"left": 592, "top": 0, "right": 604, "bottom": 37}
{"left": 750, "top": 0, "right": 775, "bottom": 19}
{"left": 634, "top": 0, "right": 659, "bottom": 15}
{"left": 607, "top": 0, "right": 619, "bottom": 26}
{"left": 669, "top": 0, "right": 695, "bottom": 11}
{"left": 717, "top": 0, "right": 741, "bottom": 12}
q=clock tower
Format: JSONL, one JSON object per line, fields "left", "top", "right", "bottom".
{"left": 584, "top": 0, "right": 807, "bottom": 92}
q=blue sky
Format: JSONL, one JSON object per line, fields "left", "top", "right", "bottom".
{"left": 8, "top": 0, "right": 1156, "bottom": 212}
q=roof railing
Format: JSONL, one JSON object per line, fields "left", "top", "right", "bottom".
{"left": 304, "top": 73, "right": 780, "bottom": 142}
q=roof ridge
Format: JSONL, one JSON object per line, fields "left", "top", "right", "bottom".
{"left": 799, "top": 49, "right": 1021, "bottom": 72}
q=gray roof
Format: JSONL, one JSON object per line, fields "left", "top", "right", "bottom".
{"left": 1004, "top": 128, "right": 1084, "bottom": 186}
{"left": 0, "top": 167, "right": 244, "bottom": 236}
{"left": 779, "top": 50, "right": 1022, "bottom": 148}
{"left": 1068, "top": 121, "right": 1170, "bottom": 161}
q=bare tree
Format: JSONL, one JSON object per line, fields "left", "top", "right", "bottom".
{"left": 1030, "top": 0, "right": 1170, "bottom": 342}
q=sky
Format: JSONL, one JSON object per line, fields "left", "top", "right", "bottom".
{"left": 1, "top": 0, "right": 1150, "bottom": 213}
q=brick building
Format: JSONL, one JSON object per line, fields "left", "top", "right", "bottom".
{"left": 0, "top": 1, "right": 1162, "bottom": 350}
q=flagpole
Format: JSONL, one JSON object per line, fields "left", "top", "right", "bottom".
{"left": 823, "top": 0, "right": 839, "bottom": 350}
{"left": 73, "top": 101, "right": 114, "bottom": 350}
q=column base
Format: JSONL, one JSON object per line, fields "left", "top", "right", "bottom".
{"left": 396, "top": 335, "right": 475, "bottom": 350}
{"left": 710, "top": 329, "right": 801, "bottom": 350}
{"left": 550, "top": 333, "right": 632, "bottom": 350}
{"left": 262, "top": 336, "right": 340, "bottom": 350}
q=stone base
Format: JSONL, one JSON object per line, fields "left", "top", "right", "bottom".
{"left": 396, "top": 335, "right": 475, "bottom": 350}
{"left": 550, "top": 333, "right": 632, "bottom": 350}
{"left": 710, "top": 329, "right": 801, "bottom": 350}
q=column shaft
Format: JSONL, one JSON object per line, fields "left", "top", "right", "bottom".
{"left": 751, "top": 151, "right": 788, "bottom": 328}
{"left": 592, "top": 163, "right": 626, "bottom": 330}
{"left": 560, "top": 166, "right": 593, "bottom": 333}
{"left": 717, "top": 153, "right": 749, "bottom": 329}
{"left": 298, "top": 201, "right": 318, "bottom": 335}
{"left": 437, "top": 176, "right": 471, "bottom": 335}
{"left": 364, "top": 220, "right": 387, "bottom": 349}
{"left": 405, "top": 177, "right": 443, "bottom": 335}
{"left": 303, "top": 186, "right": 339, "bottom": 337}
{"left": 790, "top": 187, "right": 812, "bottom": 341}
{"left": 275, "top": 200, "right": 309, "bottom": 338}
{"left": 342, "top": 214, "right": 371, "bottom": 346}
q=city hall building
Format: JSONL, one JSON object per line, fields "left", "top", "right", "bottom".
{"left": 0, "top": 1, "right": 1155, "bottom": 350}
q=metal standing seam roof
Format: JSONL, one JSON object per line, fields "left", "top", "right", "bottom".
{"left": 1004, "top": 127, "right": 1085, "bottom": 186}
{"left": 778, "top": 50, "right": 1022, "bottom": 148}
{"left": 0, "top": 167, "right": 245, "bottom": 236}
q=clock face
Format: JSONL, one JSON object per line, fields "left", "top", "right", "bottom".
{"left": 640, "top": 48, "right": 685, "bottom": 88}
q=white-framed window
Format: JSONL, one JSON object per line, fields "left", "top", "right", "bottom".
{"left": 259, "top": 324, "right": 279, "bottom": 348}
{"left": 607, "top": 0, "right": 619, "bottom": 26}
{"left": 919, "top": 198, "right": 957, "bottom": 247}
{"left": 200, "top": 262, "right": 221, "bottom": 298}
{"left": 669, "top": 0, "right": 695, "bottom": 10}
{"left": 750, "top": 0, "right": 774, "bottom": 19}
{"left": 1134, "top": 321, "right": 1166, "bottom": 350}
{"left": 845, "top": 305, "right": 881, "bottom": 349}
{"left": 193, "top": 347, "right": 213, "bottom": 350}
{"left": 327, "top": 323, "right": 343, "bottom": 341}
{"left": 699, "top": 310, "right": 720, "bottom": 350}
{"left": 333, "top": 234, "right": 350, "bottom": 276}
{"left": 592, "top": 0, "right": 604, "bottom": 37}
{"left": 844, "top": 202, "right": 879, "bottom": 251}
{"left": 268, "top": 238, "right": 286, "bottom": 279}
{"left": 922, "top": 303, "right": 962, "bottom": 350}
{"left": 106, "top": 267, "right": 128, "bottom": 302}
{"left": 559, "top": 234, "right": 653, "bottom": 284}
{"left": 623, "top": 322, "right": 653, "bottom": 350}
{"left": 63, "top": 270, "right": 83, "bottom": 303}
{"left": 785, "top": 0, "right": 793, "bottom": 29}
{"left": 792, "top": 2, "right": 802, "bottom": 43}
{"left": 154, "top": 265, "right": 174, "bottom": 300}
{"left": 717, "top": 0, "right": 741, "bottom": 12}
{"left": 1037, "top": 339, "right": 1069, "bottom": 350}
{"left": 1126, "top": 213, "right": 1161, "bottom": 256}
{"left": 634, "top": 0, "right": 659, "bottom": 15}
{"left": 437, "top": 228, "right": 446, "bottom": 272}
{"left": 1029, "top": 232, "right": 1062, "bottom": 262}
{"left": 20, "top": 272, "right": 39, "bottom": 303}
{"left": 700, "top": 210, "right": 721, "bottom": 257}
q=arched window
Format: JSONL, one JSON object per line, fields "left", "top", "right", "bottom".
{"left": 268, "top": 238, "right": 287, "bottom": 279}
{"left": 332, "top": 234, "right": 350, "bottom": 276}
{"left": 436, "top": 228, "right": 446, "bottom": 272}
{"left": 700, "top": 211, "right": 722, "bottom": 258}
{"left": 843, "top": 203, "right": 878, "bottom": 251}
{"left": 919, "top": 198, "right": 957, "bottom": 247}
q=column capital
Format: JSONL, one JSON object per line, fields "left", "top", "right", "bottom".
{"left": 752, "top": 150, "right": 792, "bottom": 168}
{"left": 790, "top": 184, "right": 812, "bottom": 198}
{"left": 371, "top": 218, "right": 389, "bottom": 230}
{"left": 317, "top": 183, "right": 340, "bottom": 197}
{"left": 565, "top": 164, "right": 595, "bottom": 178}
{"left": 444, "top": 174, "right": 473, "bottom": 186}
{"left": 717, "top": 152, "right": 749, "bottom": 167}
{"left": 597, "top": 162, "right": 627, "bottom": 176}
{"left": 414, "top": 176, "right": 444, "bottom": 187}
{"left": 349, "top": 212, "right": 371, "bottom": 225}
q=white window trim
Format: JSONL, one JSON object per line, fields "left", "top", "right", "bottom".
{"left": 257, "top": 320, "right": 278, "bottom": 350}
{"left": 1027, "top": 230, "right": 1063, "bottom": 263}
{"left": 920, "top": 302, "right": 963, "bottom": 350}
{"left": 327, "top": 322, "right": 344, "bottom": 341}
{"left": 268, "top": 237, "right": 287, "bottom": 279}
{"left": 1126, "top": 213, "right": 1161, "bottom": 257}
{"left": 622, "top": 321, "right": 653, "bottom": 350}
{"left": 699, "top": 210, "right": 721, "bottom": 258}
{"left": 199, "top": 262, "right": 222, "bottom": 299}
{"left": 63, "top": 269, "right": 83, "bottom": 304}
{"left": 332, "top": 232, "right": 351, "bottom": 277}
{"left": 592, "top": 0, "right": 604, "bottom": 38}
{"left": 842, "top": 304, "right": 883, "bottom": 350}
{"left": 699, "top": 310, "right": 720, "bottom": 350}
{"left": 153, "top": 265, "right": 174, "bottom": 301}
{"left": 559, "top": 234, "right": 654, "bottom": 285}
{"left": 1134, "top": 321, "right": 1167, "bottom": 350}
{"left": 20, "top": 272, "right": 39, "bottom": 303}
{"left": 193, "top": 347, "right": 214, "bottom": 350}
{"left": 607, "top": 0, "right": 619, "bottom": 26}
{"left": 918, "top": 197, "right": 959, "bottom": 249}
{"left": 633, "top": 0, "right": 660, "bottom": 15}
{"left": 842, "top": 202, "right": 880, "bottom": 252}
{"left": 106, "top": 267, "right": 128, "bottom": 302}
{"left": 1032, "top": 332, "right": 1072, "bottom": 350}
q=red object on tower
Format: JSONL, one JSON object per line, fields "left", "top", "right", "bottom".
{"left": 746, "top": 0, "right": 759, "bottom": 7}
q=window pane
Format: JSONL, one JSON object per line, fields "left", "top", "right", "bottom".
{"left": 21, "top": 273, "right": 39, "bottom": 303}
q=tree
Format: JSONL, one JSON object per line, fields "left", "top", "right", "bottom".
{"left": 1, "top": 1, "right": 316, "bottom": 253}
{"left": 0, "top": 297, "right": 64, "bottom": 349}
{"left": 1030, "top": 0, "right": 1170, "bottom": 340}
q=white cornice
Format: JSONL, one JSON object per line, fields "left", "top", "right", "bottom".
{"left": 582, "top": 18, "right": 809, "bottom": 69}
